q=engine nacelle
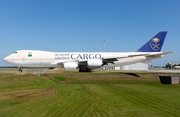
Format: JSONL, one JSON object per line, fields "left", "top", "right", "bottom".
{"left": 63, "top": 62, "right": 78, "bottom": 70}
{"left": 87, "top": 59, "right": 103, "bottom": 68}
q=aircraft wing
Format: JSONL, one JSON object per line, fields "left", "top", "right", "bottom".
{"left": 102, "top": 53, "right": 153, "bottom": 60}
{"left": 103, "top": 51, "right": 175, "bottom": 60}
{"left": 79, "top": 55, "right": 141, "bottom": 64}
{"left": 102, "top": 51, "right": 175, "bottom": 64}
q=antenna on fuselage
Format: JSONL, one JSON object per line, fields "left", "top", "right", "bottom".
{"left": 103, "top": 40, "right": 105, "bottom": 52}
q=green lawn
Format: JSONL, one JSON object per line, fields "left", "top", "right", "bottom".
{"left": 0, "top": 73, "right": 180, "bottom": 117}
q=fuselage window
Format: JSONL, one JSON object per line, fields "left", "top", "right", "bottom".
{"left": 14, "top": 52, "right": 17, "bottom": 53}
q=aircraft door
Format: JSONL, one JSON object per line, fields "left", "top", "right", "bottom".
{"left": 22, "top": 58, "right": 25, "bottom": 62}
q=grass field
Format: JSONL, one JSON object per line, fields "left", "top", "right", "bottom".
{"left": 0, "top": 73, "right": 180, "bottom": 117}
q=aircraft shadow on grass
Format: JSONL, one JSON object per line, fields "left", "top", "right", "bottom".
{"left": 121, "top": 73, "right": 140, "bottom": 77}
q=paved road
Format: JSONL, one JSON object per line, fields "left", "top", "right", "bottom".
{"left": 148, "top": 69, "right": 180, "bottom": 73}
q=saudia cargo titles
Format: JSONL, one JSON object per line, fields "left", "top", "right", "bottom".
{"left": 55, "top": 53, "right": 102, "bottom": 60}
{"left": 4, "top": 31, "right": 174, "bottom": 72}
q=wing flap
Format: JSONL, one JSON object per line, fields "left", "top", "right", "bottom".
{"left": 103, "top": 55, "right": 129, "bottom": 60}
{"left": 145, "top": 51, "right": 175, "bottom": 57}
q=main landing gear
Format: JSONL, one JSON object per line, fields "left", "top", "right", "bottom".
{"left": 79, "top": 68, "right": 93, "bottom": 72}
{"left": 19, "top": 68, "right": 22, "bottom": 73}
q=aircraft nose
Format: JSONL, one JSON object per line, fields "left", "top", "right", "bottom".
{"left": 3, "top": 56, "right": 12, "bottom": 63}
{"left": 3, "top": 57, "right": 8, "bottom": 62}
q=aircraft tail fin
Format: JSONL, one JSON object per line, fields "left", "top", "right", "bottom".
{"left": 136, "top": 31, "right": 167, "bottom": 52}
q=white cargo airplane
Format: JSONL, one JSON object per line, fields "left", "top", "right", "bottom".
{"left": 4, "top": 31, "right": 174, "bottom": 72}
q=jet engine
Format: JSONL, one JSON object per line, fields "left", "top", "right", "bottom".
{"left": 87, "top": 59, "right": 103, "bottom": 68}
{"left": 63, "top": 62, "right": 78, "bottom": 70}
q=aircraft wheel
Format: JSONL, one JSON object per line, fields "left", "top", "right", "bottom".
{"left": 19, "top": 69, "right": 22, "bottom": 73}
{"left": 86, "top": 69, "right": 93, "bottom": 72}
{"left": 88, "top": 69, "right": 93, "bottom": 72}
{"left": 79, "top": 68, "right": 82, "bottom": 72}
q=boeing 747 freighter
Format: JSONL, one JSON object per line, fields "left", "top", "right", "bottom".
{"left": 4, "top": 31, "right": 174, "bottom": 72}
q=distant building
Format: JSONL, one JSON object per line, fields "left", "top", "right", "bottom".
{"left": 168, "top": 61, "right": 180, "bottom": 66}
{"left": 120, "top": 62, "right": 149, "bottom": 71}
{"left": 172, "top": 66, "right": 180, "bottom": 69}
{"left": 167, "top": 61, "right": 180, "bottom": 69}
{"left": 101, "top": 62, "right": 151, "bottom": 71}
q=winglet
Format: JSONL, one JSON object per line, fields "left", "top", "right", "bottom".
{"left": 136, "top": 31, "right": 167, "bottom": 52}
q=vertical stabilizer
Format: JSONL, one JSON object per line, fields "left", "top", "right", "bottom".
{"left": 136, "top": 31, "right": 167, "bottom": 52}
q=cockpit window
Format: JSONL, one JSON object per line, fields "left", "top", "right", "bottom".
{"left": 14, "top": 52, "right": 17, "bottom": 53}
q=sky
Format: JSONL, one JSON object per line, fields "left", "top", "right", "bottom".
{"left": 0, "top": 0, "right": 180, "bottom": 66}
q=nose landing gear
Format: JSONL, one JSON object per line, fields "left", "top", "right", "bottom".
{"left": 19, "top": 68, "right": 22, "bottom": 73}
